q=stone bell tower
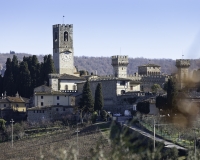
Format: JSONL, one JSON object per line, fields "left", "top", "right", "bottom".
{"left": 175, "top": 59, "right": 190, "bottom": 90}
{"left": 53, "top": 24, "right": 74, "bottom": 75}
{"left": 111, "top": 55, "right": 129, "bottom": 78}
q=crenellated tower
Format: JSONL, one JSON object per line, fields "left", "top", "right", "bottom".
{"left": 175, "top": 59, "right": 190, "bottom": 90}
{"left": 53, "top": 24, "right": 74, "bottom": 75}
{"left": 111, "top": 55, "right": 129, "bottom": 78}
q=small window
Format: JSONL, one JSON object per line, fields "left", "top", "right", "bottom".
{"left": 65, "top": 85, "right": 68, "bottom": 90}
{"left": 4, "top": 104, "right": 6, "bottom": 107}
{"left": 16, "top": 104, "right": 19, "bottom": 107}
{"left": 63, "top": 108, "right": 65, "bottom": 111}
{"left": 33, "top": 111, "right": 35, "bottom": 113}
{"left": 37, "top": 110, "right": 38, "bottom": 113}
{"left": 54, "top": 32, "right": 57, "bottom": 40}
{"left": 56, "top": 108, "right": 59, "bottom": 111}
{"left": 64, "top": 31, "right": 68, "bottom": 41}
{"left": 40, "top": 110, "right": 41, "bottom": 113}
{"left": 42, "top": 110, "right": 44, "bottom": 113}
{"left": 41, "top": 102, "right": 43, "bottom": 106}
{"left": 57, "top": 103, "right": 59, "bottom": 106}
{"left": 73, "top": 85, "right": 76, "bottom": 90}
{"left": 41, "top": 96, "right": 43, "bottom": 99}
{"left": 57, "top": 96, "right": 59, "bottom": 100}
{"left": 120, "top": 81, "right": 125, "bottom": 86}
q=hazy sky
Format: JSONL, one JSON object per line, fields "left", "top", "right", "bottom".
{"left": 0, "top": 0, "right": 200, "bottom": 59}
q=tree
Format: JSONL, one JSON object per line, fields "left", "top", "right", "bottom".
{"left": 155, "top": 96, "right": 168, "bottom": 111}
{"left": 79, "top": 80, "right": 94, "bottom": 122}
{"left": 94, "top": 83, "right": 104, "bottom": 113}
{"left": 0, "top": 75, "right": 3, "bottom": 95}
{"left": 11, "top": 55, "right": 19, "bottom": 94}
{"left": 18, "top": 61, "right": 32, "bottom": 98}
{"left": 151, "top": 83, "right": 162, "bottom": 93}
{"left": 136, "top": 101, "right": 150, "bottom": 114}
{"left": 3, "top": 58, "right": 15, "bottom": 96}
{"left": 167, "top": 78, "right": 178, "bottom": 112}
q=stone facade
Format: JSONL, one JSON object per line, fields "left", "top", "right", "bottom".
{"left": 175, "top": 59, "right": 190, "bottom": 90}
{"left": 111, "top": 55, "right": 128, "bottom": 78}
{"left": 138, "top": 64, "right": 161, "bottom": 75}
{"left": 53, "top": 24, "right": 74, "bottom": 75}
{"left": 27, "top": 105, "right": 73, "bottom": 123}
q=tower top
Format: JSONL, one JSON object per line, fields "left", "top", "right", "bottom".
{"left": 111, "top": 55, "right": 129, "bottom": 66}
{"left": 176, "top": 59, "right": 190, "bottom": 68}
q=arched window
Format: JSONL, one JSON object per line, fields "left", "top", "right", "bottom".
{"left": 65, "top": 85, "right": 68, "bottom": 90}
{"left": 64, "top": 31, "right": 68, "bottom": 41}
{"left": 54, "top": 32, "right": 57, "bottom": 40}
{"left": 73, "top": 85, "right": 76, "bottom": 90}
{"left": 121, "top": 90, "right": 125, "bottom": 94}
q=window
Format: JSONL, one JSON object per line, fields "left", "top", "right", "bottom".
{"left": 130, "top": 86, "right": 133, "bottom": 90}
{"left": 34, "top": 111, "right": 35, "bottom": 113}
{"left": 65, "top": 85, "right": 68, "bottom": 90}
{"left": 121, "top": 90, "right": 125, "bottom": 94}
{"left": 63, "top": 108, "right": 65, "bottom": 111}
{"left": 42, "top": 110, "right": 44, "bottom": 113}
{"left": 41, "top": 96, "right": 43, "bottom": 99}
{"left": 4, "top": 104, "right": 6, "bottom": 107}
{"left": 41, "top": 102, "right": 43, "bottom": 106}
{"left": 64, "top": 31, "right": 68, "bottom": 41}
{"left": 57, "top": 103, "right": 59, "bottom": 106}
{"left": 56, "top": 108, "right": 59, "bottom": 111}
{"left": 57, "top": 96, "right": 59, "bottom": 100}
{"left": 120, "top": 81, "right": 125, "bottom": 86}
{"left": 73, "top": 85, "right": 76, "bottom": 90}
{"left": 16, "top": 104, "right": 19, "bottom": 107}
{"left": 40, "top": 110, "right": 41, "bottom": 113}
{"left": 54, "top": 32, "right": 57, "bottom": 40}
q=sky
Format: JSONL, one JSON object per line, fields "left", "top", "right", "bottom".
{"left": 0, "top": 0, "right": 200, "bottom": 59}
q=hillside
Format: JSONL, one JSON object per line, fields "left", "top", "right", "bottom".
{"left": 1, "top": 53, "right": 200, "bottom": 75}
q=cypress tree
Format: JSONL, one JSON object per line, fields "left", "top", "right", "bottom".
{"left": 94, "top": 83, "right": 104, "bottom": 112}
{"left": 0, "top": 75, "right": 3, "bottom": 96}
{"left": 11, "top": 55, "right": 19, "bottom": 94}
{"left": 18, "top": 61, "right": 32, "bottom": 98}
{"left": 3, "top": 58, "right": 15, "bottom": 96}
{"left": 30, "top": 55, "right": 40, "bottom": 90}
{"left": 79, "top": 80, "right": 94, "bottom": 112}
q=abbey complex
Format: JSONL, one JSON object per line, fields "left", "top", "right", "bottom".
{"left": 0, "top": 23, "right": 197, "bottom": 122}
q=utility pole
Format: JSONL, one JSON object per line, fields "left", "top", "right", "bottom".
{"left": 153, "top": 118, "right": 155, "bottom": 152}
{"left": 10, "top": 119, "right": 14, "bottom": 147}
{"left": 75, "top": 123, "right": 80, "bottom": 158}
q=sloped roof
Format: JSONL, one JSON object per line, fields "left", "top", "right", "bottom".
{"left": 138, "top": 64, "right": 160, "bottom": 67}
{"left": 7, "top": 96, "right": 25, "bottom": 103}
{"left": 59, "top": 74, "right": 85, "bottom": 80}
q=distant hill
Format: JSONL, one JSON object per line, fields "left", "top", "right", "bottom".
{"left": 1, "top": 53, "right": 200, "bottom": 75}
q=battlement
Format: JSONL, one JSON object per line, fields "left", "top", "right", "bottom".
{"left": 53, "top": 24, "right": 73, "bottom": 29}
{"left": 48, "top": 74, "right": 60, "bottom": 78}
{"left": 175, "top": 59, "right": 190, "bottom": 68}
{"left": 112, "top": 55, "right": 128, "bottom": 59}
{"left": 111, "top": 55, "right": 128, "bottom": 66}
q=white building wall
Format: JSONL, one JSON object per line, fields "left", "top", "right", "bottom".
{"left": 116, "top": 81, "right": 129, "bottom": 95}
{"left": 34, "top": 95, "right": 69, "bottom": 107}
{"left": 59, "top": 80, "right": 85, "bottom": 90}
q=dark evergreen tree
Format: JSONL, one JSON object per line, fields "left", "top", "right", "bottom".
{"left": 0, "top": 75, "right": 3, "bottom": 95}
{"left": 156, "top": 96, "right": 168, "bottom": 111}
{"left": 136, "top": 101, "right": 150, "bottom": 114}
{"left": 30, "top": 55, "right": 40, "bottom": 91}
{"left": 3, "top": 58, "right": 15, "bottom": 96}
{"left": 18, "top": 61, "right": 32, "bottom": 98}
{"left": 79, "top": 80, "right": 94, "bottom": 113}
{"left": 40, "top": 55, "right": 55, "bottom": 85}
{"left": 11, "top": 55, "right": 19, "bottom": 94}
{"left": 94, "top": 83, "right": 104, "bottom": 112}
{"left": 167, "top": 78, "right": 177, "bottom": 112}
